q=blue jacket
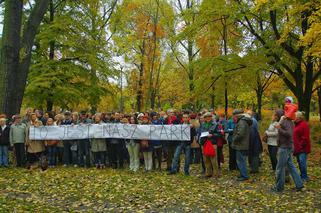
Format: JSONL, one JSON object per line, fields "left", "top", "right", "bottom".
{"left": 151, "top": 119, "right": 162, "bottom": 147}
{"left": 225, "top": 119, "right": 235, "bottom": 144}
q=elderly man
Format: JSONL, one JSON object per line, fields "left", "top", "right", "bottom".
{"left": 232, "top": 109, "right": 252, "bottom": 181}
{"left": 10, "top": 115, "right": 27, "bottom": 167}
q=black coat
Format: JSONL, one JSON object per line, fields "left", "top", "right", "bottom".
{"left": 0, "top": 126, "right": 10, "bottom": 146}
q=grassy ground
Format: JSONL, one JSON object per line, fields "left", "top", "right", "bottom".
{"left": 0, "top": 144, "right": 320, "bottom": 212}
{"left": 0, "top": 117, "right": 320, "bottom": 212}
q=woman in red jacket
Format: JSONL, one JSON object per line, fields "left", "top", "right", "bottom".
{"left": 293, "top": 111, "right": 311, "bottom": 182}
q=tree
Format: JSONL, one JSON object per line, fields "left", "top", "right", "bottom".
{"left": 235, "top": 0, "right": 321, "bottom": 120}
{"left": 111, "top": 0, "right": 170, "bottom": 111}
{"left": 24, "top": 0, "right": 117, "bottom": 111}
{"left": 0, "top": 0, "right": 50, "bottom": 117}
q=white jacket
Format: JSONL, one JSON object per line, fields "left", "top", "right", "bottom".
{"left": 265, "top": 121, "right": 278, "bottom": 146}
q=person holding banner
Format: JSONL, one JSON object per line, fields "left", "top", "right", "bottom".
{"left": 151, "top": 112, "right": 163, "bottom": 171}
{"left": 91, "top": 113, "right": 107, "bottom": 169}
{"left": 168, "top": 113, "right": 195, "bottom": 176}
{"left": 141, "top": 115, "right": 153, "bottom": 172}
{"left": 164, "top": 109, "right": 180, "bottom": 171}
{"left": 45, "top": 118, "right": 59, "bottom": 167}
{"left": 61, "top": 112, "right": 73, "bottom": 166}
{"left": 26, "top": 113, "right": 45, "bottom": 168}
{"left": 125, "top": 116, "right": 140, "bottom": 172}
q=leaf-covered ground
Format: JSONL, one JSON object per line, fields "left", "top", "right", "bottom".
{"left": 0, "top": 147, "right": 320, "bottom": 212}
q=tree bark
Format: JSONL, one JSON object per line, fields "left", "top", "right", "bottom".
{"left": 0, "top": 0, "right": 49, "bottom": 118}
{"left": 0, "top": 0, "right": 23, "bottom": 116}
{"left": 317, "top": 88, "right": 321, "bottom": 122}
{"left": 46, "top": 0, "right": 55, "bottom": 111}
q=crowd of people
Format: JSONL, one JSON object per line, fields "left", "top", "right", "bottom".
{"left": 0, "top": 96, "right": 312, "bottom": 192}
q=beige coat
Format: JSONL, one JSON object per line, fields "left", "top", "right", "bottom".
{"left": 26, "top": 120, "right": 45, "bottom": 153}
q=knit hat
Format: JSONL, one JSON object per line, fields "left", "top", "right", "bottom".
{"left": 285, "top": 96, "right": 294, "bottom": 104}
{"left": 232, "top": 109, "right": 244, "bottom": 115}
{"left": 275, "top": 109, "right": 284, "bottom": 120}
{"left": 203, "top": 112, "right": 212, "bottom": 117}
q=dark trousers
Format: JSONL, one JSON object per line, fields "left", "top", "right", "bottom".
{"left": 217, "top": 146, "right": 224, "bottom": 168}
{"left": 228, "top": 144, "right": 237, "bottom": 170}
{"left": 78, "top": 139, "right": 91, "bottom": 167}
{"left": 166, "top": 144, "right": 177, "bottom": 170}
{"left": 14, "top": 143, "right": 26, "bottom": 167}
{"left": 249, "top": 154, "right": 260, "bottom": 173}
{"left": 268, "top": 145, "right": 278, "bottom": 171}
{"left": 108, "top": 142, "right": 124, "bottom": 168}
{"left": 153, "top": 146, "right": 162, "bottom": 170}
{"left": 191, "top": 148, "right": 201, "bottom": 164}
{"left": 27, "top": 152, "right": 43, "bottom": 165}
{"left": 63, "top": 141, "right": 73, "bottom": 165}
{"left": 47, "top": 146, "right": 57, "bottom": 166}
{"left": 93, "top": 151, "right": 106, "bottom": 166}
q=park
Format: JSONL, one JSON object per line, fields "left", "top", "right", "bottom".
{"left": 0, "top": 0, "right": 321, "bottom": 212}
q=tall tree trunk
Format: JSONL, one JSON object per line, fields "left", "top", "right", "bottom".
{"left": 318, "top": 88, "right": 321, "bottom": 122}
{"left": 0, "top": 0, "right": 49, "bottom": 118}
{"left": 137, "top": 40, "right": 146, "bottom": 112}
{"left": 210, "top": 83, "right": 215, "bottom": 109}
{"left": 222, "top": 15, "right": 228, "bottom": 118}
{"left": 224, "top": 81, "right": 228, "bottom": 118}
{"left": 187, "top": 40, "right": 195, "bottom": 108}
{"left": 0, "top": 0, "right": 23, "bottom": 116}
{"left": 46, "top": 0, "right": 55, "bottom": 111}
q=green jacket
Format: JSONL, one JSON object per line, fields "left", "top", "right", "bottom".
{"left": 232, "top": 115, "right": 252, "bottom": 151}
{"left": 9, "top": 123, "right": 27, "bottom": 145}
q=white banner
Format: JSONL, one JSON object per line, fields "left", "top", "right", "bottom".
{"left": 29, "top": 124, "right": 190, "bottom": 141}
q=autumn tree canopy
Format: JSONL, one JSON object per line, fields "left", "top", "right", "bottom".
{"left": 0, "top": 0, "right": 320, "bottom": 119}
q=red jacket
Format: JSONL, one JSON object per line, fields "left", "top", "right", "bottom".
{"left": 293, "top": 120, "right": 311, "bottom": 156}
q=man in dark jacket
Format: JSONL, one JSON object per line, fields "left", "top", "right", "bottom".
{"left": 247, "top": 110, "right": 263, "bottom": 174}
{"left": 0, "top": 117, "right": 10, "bottom": 167}
{"left": 232, "top": 109, "right": 252, "bottom": 181}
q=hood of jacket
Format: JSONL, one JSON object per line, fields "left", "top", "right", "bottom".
{"left": 238, "top": 114, "right": 253, "bottom": 126}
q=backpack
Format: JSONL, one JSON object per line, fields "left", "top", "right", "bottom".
{"left": 203, "top": 139, "right": 216, "bottom": 157}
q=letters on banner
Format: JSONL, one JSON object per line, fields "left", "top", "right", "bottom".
{"left": 29, "top": 124, "right": 191, "bottom": 141}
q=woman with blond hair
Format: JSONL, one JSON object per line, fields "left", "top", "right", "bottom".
{"left": 26, "top": 113, "right": 45, "bottom": 169}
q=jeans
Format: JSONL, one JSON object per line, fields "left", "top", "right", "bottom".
{"left": 166, "top": 143, "right": 177, "bottom": 170}
{"left": 268, "top": 145, "right": 278, "bottom": 171}
{"left": 0, "top": 145, "right": 9, "bottom": 167}
{"left": 171, "top": 142, "right": 191, "bottom": 175}
{"left": 296, "top": 153, "right": 309, "bottom": 181}
{"left": 126, "top": 142, "right": 140, "bottom": 171}
{"left": 236, "top": 150, "right": 249, "bottom": 179}
{"left": 47, "top": 146, "right": 57, "bottom": 166}
{"left": 14, "top": 143, "right": 26, "bottom": 167}
{"left": 78, "top": 139, "right": 91, "bottom": 167}
{"left": 275, "top": 147, "right": 303, "bottom": 191}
